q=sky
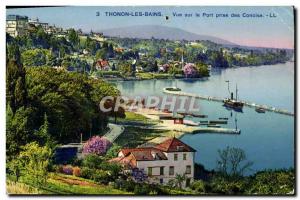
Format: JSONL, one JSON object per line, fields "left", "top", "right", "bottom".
{"left": 6, "top": 6, "right": 294, "bottom": 49}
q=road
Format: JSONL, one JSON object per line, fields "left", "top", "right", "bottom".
{"left": 103, "top": 123, "right": 125, "bottom": 142}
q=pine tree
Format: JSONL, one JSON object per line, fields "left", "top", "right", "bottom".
{"left": 6, "top": 45, "right": 27, "bottom": 113}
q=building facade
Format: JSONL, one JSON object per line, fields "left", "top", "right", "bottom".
{"left": 6, "top": 15, "right": 28, "bottom": 37}
{"left": 110, "top": 137, "right": 196, "bottom": 187}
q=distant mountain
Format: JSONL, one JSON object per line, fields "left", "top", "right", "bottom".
{"left": 100, "top": 25, "right": 235, "bottom": 45}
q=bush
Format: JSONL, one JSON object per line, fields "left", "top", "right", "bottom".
{"left": 80, "top": 167, "right": 94, "bottom": 179}
{"left": 79, "top": 167, "right": 111, "bottom": 184}
{"left": 134, "top": 184, "right": 153, "bottom": 195}
{"left": 82, "top": 154, "right": 103, "bottom": 169}
{"left": 72, "top": 166, "right": 81, "bottom": 177}
{"left": 92, "top": 169, "right": 111, "bottom": 184}
{"left": 83, "top": 136, "right": 112, "bottom": 155}
{"left": 191, "top": 180, "right": 206, "bottom": 193}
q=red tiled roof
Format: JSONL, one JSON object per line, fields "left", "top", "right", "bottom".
{"left": 109, "top": 153, "right": 137, "bottom": 168}
{"left": 120, "top": 147, "right": 167, "bottom": 161}
{"left": 155, "top": 137, "right": 196, "bottom": 152}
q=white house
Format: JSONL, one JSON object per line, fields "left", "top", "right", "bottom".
{"left": 6, "top": 15, "right": 28, "bottom": 37}
{"left": 110, "top": 137, "right": 196, "bottom": 187}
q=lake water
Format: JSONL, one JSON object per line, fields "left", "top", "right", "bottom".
{"left": 113, "top": 62, "right": 294, "bottom": 174}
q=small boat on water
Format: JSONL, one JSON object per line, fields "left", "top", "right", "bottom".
{"left": 223, "top": 81, "right": 244, "bottom": 112}
{"left": 255, "top": 107, "right": 266, "bottom": 113}
{"left": 165, "top": 87, "right": 181, "bottom": 91}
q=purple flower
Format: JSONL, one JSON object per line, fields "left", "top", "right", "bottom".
{"left": 62, "top": 165, "right": 73, "bottom": 175}
{"left": 183, "top": 63, "right": 199, "bottom": 78}
{"left": 83, "top": 136, "right": 112, "bottom": 155}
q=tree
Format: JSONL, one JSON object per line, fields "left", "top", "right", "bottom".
{"left": 183, "top": 63, "right": 198, "bottom": 78}
{"left": 21, "top": 49, "right": 50, "bottom": 67}
{"left": 6, "top": 57, "right": 27, "bottom": 113}
{"left": 82, "top": 154, "right": 104, "bottom": 169}
{"left": 6, "top": 106, "right": 36, "bottom": 158}
{"left": 195, "top": 62, "right": 209, "bottom": 77}
{"left": 174, "top": 174, "right": 186, "bottom": 189}
{"left": 103, "top": 97, "right": 126, "bottom": 123}
{"left": 67, "top": 28, "right": 79, "bottom": 47}
{"left": 34, "top": 113, "right": 55, "bottom": 147}
{"left": 216, "top": 146, "right": 253, "bottom": 178}
{"left": 18, "top": 142, "right": 52, "bottom": 185}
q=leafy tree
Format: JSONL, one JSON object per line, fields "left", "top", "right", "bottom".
{"left": 21, "top": 49, "right": 50, "bottom": 67}
{"left": 67, "top": 28, "right": 79, "bottom": 47}
{"left": 195, "top": 62, "right": 209, "bottom": 77}
{"left": 6, "top": 106, "right": 37, "bottom": 158}
{"left": 18, "top": 142, "right": 52, "bottom": 185}
{"left": 82, "top": 154, "right": 104, "bottom": 169}
{"left": 34, "top": 113, "right": 55, "bottom": 147}
{"left": 6, "top": 58, "right": 27, "bottom": 113}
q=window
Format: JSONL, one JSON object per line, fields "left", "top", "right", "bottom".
{"left": 186, "top": 165, "right": 191, "bottom": 174}
{"left": 174, "top": 153, "right": 178, "bottom": 161}
{"left": 160, "top": 167, "right": 164, "bottom": 175}
{"left": 169, "top": 166, "right": 174, "bottom": 175}
{"left": 160, "top": 178, "right": 163, "bottom": 184}
{"left": 148, "top": 167, "right": 152, "bottom": 176}
{"left": 183, "top": 153, "right": 187, "bottom": 160}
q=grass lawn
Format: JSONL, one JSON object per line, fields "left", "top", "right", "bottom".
{"left": 8, "top": 173, "right": 132, "bottom": 195}
{"left": 114, "top": 126, "right": 174, "bottom": 148}
{"left": 112, "top": 111, "right": 159, "bottom": 125}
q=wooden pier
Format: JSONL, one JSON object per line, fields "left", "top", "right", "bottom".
{"left": 163, "top": 88, "right": 294, "bottom": 117}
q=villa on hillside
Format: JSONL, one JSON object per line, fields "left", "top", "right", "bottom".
{"left": 110, "top": 137, "right": 196, "bottom": 187}
{"left": 95, "top": 59, "right": 110, "bottom": 71}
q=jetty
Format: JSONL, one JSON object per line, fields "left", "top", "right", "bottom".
{"left": 163, "top": 88, "right": 294, "bottom": 117}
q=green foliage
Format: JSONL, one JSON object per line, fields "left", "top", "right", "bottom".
{"left": 247, "top": 169, "right": 295, "bottom": 195}
{"left": 18, "top": 142, "right": 52, "bottom": 185}
{"left": 195, "top": 62, "right": 209, "bottom": 77}
{"left": 21, "top": 49, "right": 51, "bottom": 67}
{"left": 6, "top": 58, "right": 27, "bottom": 113}
{"left": 6, "top": 106, "right": 37, "bottom": 158}
{"left": 26, "top": 67, "right": 120, "bottom": 143}
{"left": 174, "top": 174, "right": 186, "bottom": 189}
{"left": 190, "top": 180, "right": 206, "bottom": 193}
{"left": 67, "top": 29, "right": 79, "bottom": 47}
{"left": 105, "top": 144, "right": 122, "bottom": 159}
{"left": 82, "top": 154, "right": 104, "bottom": 169}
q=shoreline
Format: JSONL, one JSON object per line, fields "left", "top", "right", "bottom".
{"left": 129, "top": 108, "right": 240, "bottom": 146}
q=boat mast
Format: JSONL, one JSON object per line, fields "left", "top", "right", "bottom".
{"left": 226, "top": 80, "right": 230, "bottom": 97}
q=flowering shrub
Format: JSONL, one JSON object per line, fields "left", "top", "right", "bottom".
{"left": 183, "top": 63, "right": 199, "bottom": 78}
{"left": 73, "top": 166, "right": 81, "bottom": 177}
{"left": 62, "top": 165, "right": 73, "bottom": 175}
{"left": 83, "top": 136, "right": 112, "bottom": 155}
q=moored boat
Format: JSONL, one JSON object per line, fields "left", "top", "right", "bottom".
{"left": 255, "top": 107, "right": 266, "bottom": 113}
{"left": 223, "top": 81, "right": 244, "bottom": 111}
